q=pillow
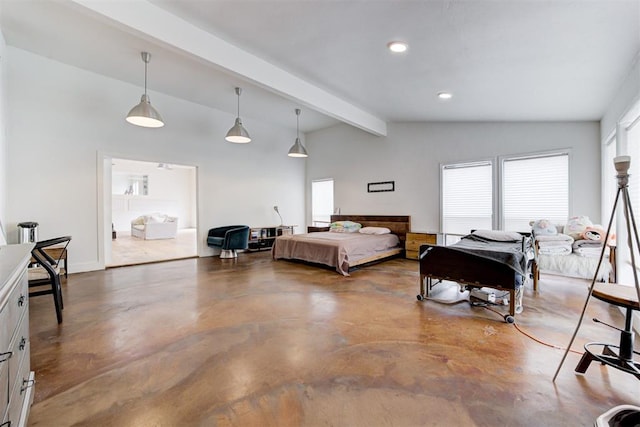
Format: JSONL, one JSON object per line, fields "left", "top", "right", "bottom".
{"left": 582, "top": 226, "right": 605, "bottom": 242}
{"left": 582, "top": 225, "right": 616, "bottom": 246}
{"left": 471, "top": 229, "right": 523, "bottom": 242}
{"left": 530, "top": 219, "right": 557, "bottom": 236}
{"left": 330, "top": 221, "right": 362, "bottom": 233}
{"left": 359, "top": 226, "right": 391, "bottom": 235}
{"left": 148, "top": 214, "right": 166, "bottom": 224}
{"left": 564, "top": 216, "right": 593, "bottom": 240}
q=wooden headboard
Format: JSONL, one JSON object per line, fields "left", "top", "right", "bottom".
{"left": 330, "top": 215, "right": 411, "bottom": 245}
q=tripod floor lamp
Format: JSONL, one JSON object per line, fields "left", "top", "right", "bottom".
{"left": 554, "top": 155, "right": 640, "bottom": 381}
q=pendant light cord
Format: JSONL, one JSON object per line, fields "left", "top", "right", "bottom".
{"left": 144, "top": 60, "right": 148, "bottom": 96}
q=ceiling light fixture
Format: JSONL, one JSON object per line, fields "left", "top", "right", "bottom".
{"left": 287, "top": 108, "right": 308, "bottom": 158}
{"left": 387, "top": 41, "right": 408, "bottom": 53}
{"left": 126, "top": 52, "right": 165, "bottom": 128}
{"left": 225, "top": 87, "right": 251, "bottom": 143}
{"left": 438, "top": 92, "right": 453, "bottom": 100}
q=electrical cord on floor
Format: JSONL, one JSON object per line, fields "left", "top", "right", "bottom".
{"left": 481, "top": 305, "right": 582, "bottom": 355}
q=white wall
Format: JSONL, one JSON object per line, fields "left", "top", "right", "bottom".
{"left": 306, "top": 121, "right": 601, "bottom": 232}
{"left": 5, "top": 47, "right": 306, "bottom": 272}
{"left": 0, "top": 32, "right": 7, "bottom": 241}
{"left": 601, "top": 53, "right": 640, "bottom": 141}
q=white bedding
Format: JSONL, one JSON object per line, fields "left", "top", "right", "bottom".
{"left": 537, "top": 253, "right": 611, "bottom": 281}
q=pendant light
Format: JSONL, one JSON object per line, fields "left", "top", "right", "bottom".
{"left": 126, "top": 52, "right": 164, "bottom": 128}
{"left": 225, "top": 87, "right": 251, "bottom": 143}
{"left": 287, "top": 108, "right": 308, "bottom": 158}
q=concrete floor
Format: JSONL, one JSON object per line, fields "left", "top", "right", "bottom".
{"left": 27, "top": 252, "right": 640, "bottom": 426}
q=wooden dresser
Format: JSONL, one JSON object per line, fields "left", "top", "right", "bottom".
{"left": 0, "top": 243, "right": 35, "bottom": 427}
{"left": 405, "top": 232, "right": 437, "bottom": 260}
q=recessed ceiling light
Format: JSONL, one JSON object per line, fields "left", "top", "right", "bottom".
{"left": 438, "top": 92, "right": 453, "bottom": 100}
{"left": 387, "top": 41, "right": 408, "bottom": 53}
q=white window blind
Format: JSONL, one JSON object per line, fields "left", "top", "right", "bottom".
{"left": 628, "top": 122, "right": 640, "bottom": 216}
{"left": 312, "top": 179, "right": 334, "bottom": 226}
{"left": 502, "top": 153, "right": 568, "bottom": 231}
{"left": 602, "top": 137, "right": 617, "bottom": 224}
{"left": 442, "top": 161, "right": 493, "bottom": 235}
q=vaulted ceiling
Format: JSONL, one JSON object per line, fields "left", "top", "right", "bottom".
{"left": 1, "top": 0, "right": 639, "bottom": 135}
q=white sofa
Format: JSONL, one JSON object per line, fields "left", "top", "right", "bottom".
{"left": 131, "top": 213, "right": 178, "bottom": 240}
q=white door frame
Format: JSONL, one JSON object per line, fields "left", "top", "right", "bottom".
{"left": 96, "top": 151, "right": 200, "bottom": 269}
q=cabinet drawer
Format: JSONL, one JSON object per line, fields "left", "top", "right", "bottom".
{"left": 405, "top": 233, "right": 437, "bottom": 252}
{"left": 8, "top": 314, "right": 29, "bottom": 394}
{"left": 0, "top": 352, "right": 8, "bottom": 422}
{"left": 9, "top": 271, "right": 29, "bottom": 329}
{"left": 0, "top": 270, "right": 27, "bottom": 353}
{"left": 405, "top": 250, "right": 420, "bottom": 260}
{"left": 6, "top": 346, "right": 32, "bottom": 427}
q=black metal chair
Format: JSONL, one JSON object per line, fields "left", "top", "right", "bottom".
{"left": 28, "top": 236, "right": 71, "bottom": 324}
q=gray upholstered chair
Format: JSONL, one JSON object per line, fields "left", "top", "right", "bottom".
{"left": 207, "top": 225, "right": 250, "bottom": 258}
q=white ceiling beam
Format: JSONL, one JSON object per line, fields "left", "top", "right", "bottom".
{"left": 69, "top": 0, "right": 387, "bottom": 136}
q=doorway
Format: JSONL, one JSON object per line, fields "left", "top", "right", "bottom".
{"left": 107, "top": 158, "right": 197, "bottom": 267}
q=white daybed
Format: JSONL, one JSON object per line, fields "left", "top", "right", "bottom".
{"left": 531, "top": 217, "right": 615, "bottom": 289}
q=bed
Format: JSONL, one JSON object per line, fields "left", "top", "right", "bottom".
{"left": 529, "top": 218, "right": 616, "bottom": 288}
{"left": 417, "top": 230, "right": 531, "bottom": 322}
{"left": 272, "top": 215, "right": 410, "bottom": 275}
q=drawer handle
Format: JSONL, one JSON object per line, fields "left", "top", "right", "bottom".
{"left": 0, "top": 351, "right": 12, "bottom": 363}
{"left": 19, "top": 337, "right": 26, "bottom": 351}
{"left": 17, "top": 294, "right": 25, "bottom": 307}
{"left": 20, "top": 377, "right": 35, "bottom": 395}
{"left": 1, "top": 421, "right": 11, "bottom": 426}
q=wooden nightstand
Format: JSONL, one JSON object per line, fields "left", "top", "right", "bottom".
{"left": 405, "top": 232, "right": 437, "bottom": 260}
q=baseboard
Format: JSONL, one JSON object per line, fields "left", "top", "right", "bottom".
{"left": 68, "top": 261, "right": 104, "bottom": 274}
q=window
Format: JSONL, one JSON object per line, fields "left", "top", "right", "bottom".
{"left": 628, "top": 119, "right": 640, "bottom": 215}
{"left": 442, "top": 152, "right": 570, "bottom": 238}
{"left": 312, "top": 179, "right": 334, "bottom": 226}
{"left": 623, "top": 118, "right": 640, "bottom": 282}
{"left": 501, "top": 152, "right": 569, "bottom": 231}
{"left": 441, "top": 161, "right": 493, "bottom": 237}
{"left": 602, "top": 136, "right": 617, "bottom": 226}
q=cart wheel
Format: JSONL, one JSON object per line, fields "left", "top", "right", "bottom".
{"left": 504, "top": 315, "right": 515, "bottom": 324}
{"left": 416, "top": 295, "right": 424, "bottom": 301}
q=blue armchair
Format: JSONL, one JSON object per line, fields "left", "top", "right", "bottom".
{"left": 207, "top": 225, "right": 250, "bottom": 258}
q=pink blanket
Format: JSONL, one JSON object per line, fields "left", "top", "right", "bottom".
{"left": 272, "top": 232, "right": 400, "bottom": 276}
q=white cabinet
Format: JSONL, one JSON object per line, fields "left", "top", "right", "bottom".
{"left": 0, "top": 244, "right": 35, "bottom": 427}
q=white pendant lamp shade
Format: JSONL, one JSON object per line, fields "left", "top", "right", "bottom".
{"left": 225, "top": 87, "right": 251, "bottom": 143}
{"left": 288, "top": 108, "right": 308, "bottom": 158}
{"left": 126, "top": 52, "right": 164, "bottom": 128}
